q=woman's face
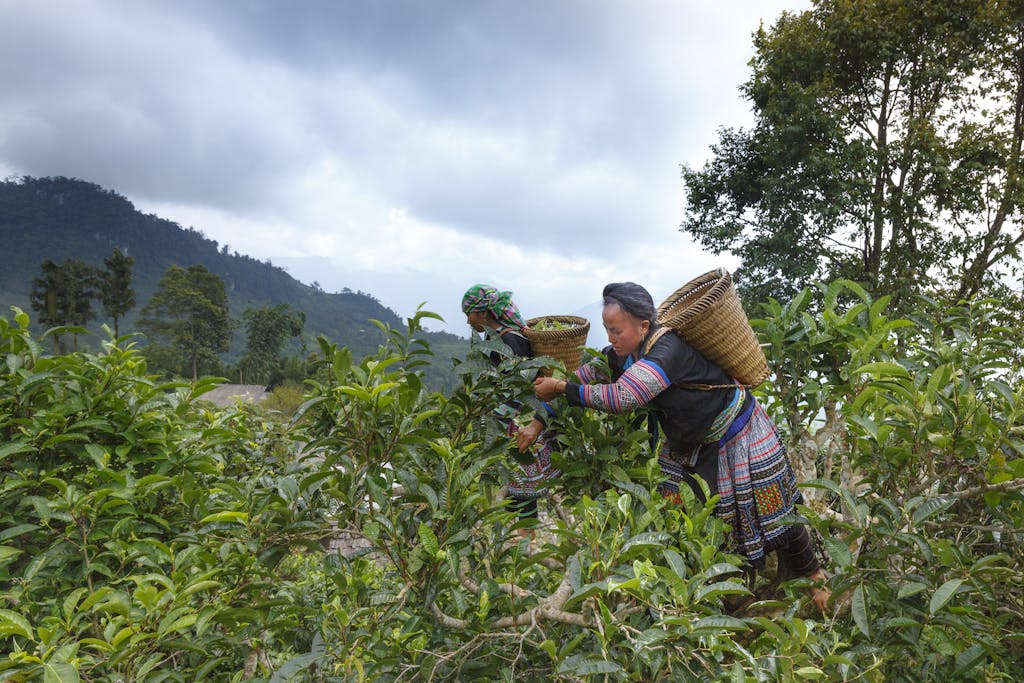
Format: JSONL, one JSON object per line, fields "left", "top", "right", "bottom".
{"left": 466, "top": 310, "right": 489, "bottom": 332}
{"left": 602, "top": 303, "right": 649, "bottom": 358}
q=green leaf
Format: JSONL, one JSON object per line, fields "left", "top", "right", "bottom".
{"left": 911, "top": 497, "right": 955, "bottom": 526}
{"left": 607, "top": 576, "right": 641, "bottom": 592}
{"left": 83, "top": 443, "right": 108, "bottom": 468}
{"left": 691, "top": 615, "right": 749, "bottom": 632}
{"left": 0, "top": 609, "right": 34, "bottom": 640}
{"left": 987, "top": 379, "right": 1015, "bottom": 408}
{"left": 270, "top": 652, "right": 322, "bottom": 683}
{"left": 0, "top": 545, "right": 22, "bottom": 568}
{"left": 662, "top": 549, "right": 688, "bottom": 579}
{"left": 62, "top": 588, "right": 89, "bottom": 622}
{"left": 929, "top": 578, "right": 964, "bottom": 615}
{"left": 199, "top": 511, "right": 248, "bottom": 525}
{"left": 752, "top": 616, "right": 786, "bottom": 640}
{"left": 477, "top": 589, "right": 490, "bottom": 620}
{"left": 694, "top": 580, "right": 750, "bottom": 602}
{"left": 418, "top": 523, "right": 439, "bottom": 557}
{"left": 703, "top": 562, "right": 743, "bottom": 580}
{"left": 43, "top": 662, "right": 80, "bottom": 683}
{"left": 852, "top": 584, "right": 869, "bottom": 637}
{"left": 0, "top": 523, "right": 40, "bottom": 542}
{"left": 855, "top": 361, "right": 910, "bottom": 379}
{"left": 795, "top": 666, "right": 826, "bottom": 679}
{"left": 620, "top": 531, "right": 671, "bottom": 554}
{"left": 0, "top": 442, "right": 34, "bottom": 461}
{"left": 557, "top": 654, "right": 623, "bottom": 676}
{"left": 821, "top": 536, "right": 852, "bottom": 568}
{"left": 798, "top": 478, "right": 841, "bottom": 495}
{"left": 953, "top": 644, "right": 986, "bottom": 677}
{"left": 897, "top": 581, "right": 928, "bottom": 600}
{"left": 177, "top": 580, "right": 221, "bottom": 601}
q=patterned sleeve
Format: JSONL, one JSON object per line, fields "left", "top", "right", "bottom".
{"left": 573, "top": 358, "right": 670, "bottom": 413}
{"left": 574, "top": 358, "right": 610, "bottom": 384}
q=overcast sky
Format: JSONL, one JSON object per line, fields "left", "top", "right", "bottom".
{"left": 0, "top": 0, "right": 810, "bottom": 340}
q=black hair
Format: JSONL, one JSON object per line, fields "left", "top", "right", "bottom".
{"left": 602, "top": 282, "right": 656, "bottom": 325}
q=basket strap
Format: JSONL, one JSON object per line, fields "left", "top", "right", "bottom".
{"left": 676, "top": 381, "right": 743, "bottom": 390}
{"left": 641, "top": 327, "right": 673, "bottom": 356}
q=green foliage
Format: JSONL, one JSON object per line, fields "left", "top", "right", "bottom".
{"left": 29, "top": 258, "right": 102, "bottom": 353}
{"left": 139, "top": 264, "right": 233, "bottom": 380}
{"left": 682, "top": 0, "right": 1024, "bottom": 310}
{"left": 239, "top": 304, "right": 305, "bottom": 386}
{"left": 4, "top": 286, "right": 1024, "bottom": 680}
{"left": 261, "top": 380, "right": 307, "bottom": 418}
{"left": 0, "top": 308, "right": 328, "bottom": 681}
{"left": 754, "top": 285, "right": 1024, "bottom": 679}
{"left": 99, "top": 248, "right": 136, "bottom": 338}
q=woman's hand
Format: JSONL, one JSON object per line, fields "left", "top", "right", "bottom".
{"left": 515, "top": 418, "right": 544, "bottom": 452}
{"left": 533, "top": 376, "right": 566, "bottom": 402}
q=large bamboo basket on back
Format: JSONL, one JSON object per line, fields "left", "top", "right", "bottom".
{"left": 524, "top": 315, "right": 590, "bottom": 375}
{"left": 656, "top": 268, "right": 770, "bottom": 387}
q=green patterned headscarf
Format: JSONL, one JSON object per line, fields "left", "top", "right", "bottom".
{"left": 461, "top": 284, "right": 527, "bottom": 330}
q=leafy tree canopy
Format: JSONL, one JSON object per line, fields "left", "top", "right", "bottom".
{"left": 28, "top": 257, "right": 101, "bottom": 352}
{"left": 99, "top": 248, "right": 136, "bottom": 337}
{"left": 682, "top": 0, "right": 1024, "bottom": 309}
{"left": 139, "top": 263, "right": 232, "bottom": 380}
{"left": 239, "top": 303, "right": 305, "bottom": 386}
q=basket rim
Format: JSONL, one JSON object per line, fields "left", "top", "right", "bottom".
{"left": 524, "top": 316, "right": 590, "bottom": 342}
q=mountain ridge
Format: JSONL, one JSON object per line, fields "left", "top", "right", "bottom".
{"left": 0, "top": 175, "right": 465, "bottom": 363}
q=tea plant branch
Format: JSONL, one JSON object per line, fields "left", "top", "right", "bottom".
{"left": 923, "top": 521, "right": 1024, "bottom": 534}
{"left": 431, "top": 573, "right": 594, "bottom": 629}
{"left": 459, "top": 559, "right": 535, "bottom": 599}
{"left": 945, "top": 476, "right": 1024, "bottom": 500}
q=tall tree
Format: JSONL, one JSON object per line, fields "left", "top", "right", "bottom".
{"left": 239, "top": 304, "right": 306, "bottom": 385}
{"left": 29, "top": 258, "right": 101, "bottom": 352}
{"left": 99, "top": 248, "right": 136, "bottom": 337}
{"left": 139, "top": 264, "right": 232, "bottom": 380}
{"left": 681, "top": 0, "right": 1024, "bottom": 308}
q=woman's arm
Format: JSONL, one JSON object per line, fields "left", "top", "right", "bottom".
{"left": 535, "top": 358, "right": 671, "bottom": 414}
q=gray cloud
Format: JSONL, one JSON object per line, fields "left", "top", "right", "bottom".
{"left": 0, "top": 0, "right": 810, "bottom": 330}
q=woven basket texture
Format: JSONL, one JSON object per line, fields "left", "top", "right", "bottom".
{"left": 524, "top": 316, "right": 590, "bottom": 373}
{"left": 656, "top": 268, "right": 769, "bottom": 387}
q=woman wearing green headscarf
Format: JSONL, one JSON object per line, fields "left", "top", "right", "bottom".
{"left": 461, "top": 284, "right": 558, "bottom": 530}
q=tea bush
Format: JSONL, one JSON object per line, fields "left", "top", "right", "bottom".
{"left": 2, "top": 289, "right": 1023, "bottom": 681}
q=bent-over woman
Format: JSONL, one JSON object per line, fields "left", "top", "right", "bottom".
{"left": 532, "top": 282, "right": 830, "bottom": 611}
{"left": 462, "top": 284, "right": 559, "bottom": 530}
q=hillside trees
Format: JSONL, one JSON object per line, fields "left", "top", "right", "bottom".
{"left": 139, "top": 264, "right": 232, "bottom": 380}
{"left": 99, "top": 248, "right": 136, "bottom": 337}
{"left": 238, "top": 303, "right": 305, "bottom": 386}
{"left": 681, "top": 0, "right": 1024, "bottom": 308}
{"left": 27, "top": 250, "right": 137, "bottom": 351}
{"left": 28, "top": 258, "right": 101, "bottom": 352}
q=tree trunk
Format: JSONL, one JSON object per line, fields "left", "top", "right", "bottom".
{"left": 957, "top": 35, "right": 1024, "bottom": 301}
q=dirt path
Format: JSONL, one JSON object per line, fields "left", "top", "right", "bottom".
{"left": 200, "top": 384, "right": 269, "bottom": 407}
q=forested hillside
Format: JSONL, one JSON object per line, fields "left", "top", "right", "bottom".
{"left": 0, "top": 175, "right": 465, "bottom": 364}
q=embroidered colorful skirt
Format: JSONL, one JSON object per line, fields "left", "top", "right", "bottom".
{"left": 715, "top": 400, "right": 800, "bottom": 566}
{"left": 658, "top": 399, "right": 800, "bottom": 567}
{"left": 502, "top": 418, "right": 560, "bottom": 502}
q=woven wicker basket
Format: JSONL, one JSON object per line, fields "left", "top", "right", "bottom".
{"left": 656, "top": 268, "right": 770, "bottom": 387}
{"left": 524, "top": 316, "right": 591, "bottom": 373}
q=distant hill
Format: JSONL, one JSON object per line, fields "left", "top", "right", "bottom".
{"left": 0, "top": 176, "right": 466, "bottom": 374}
